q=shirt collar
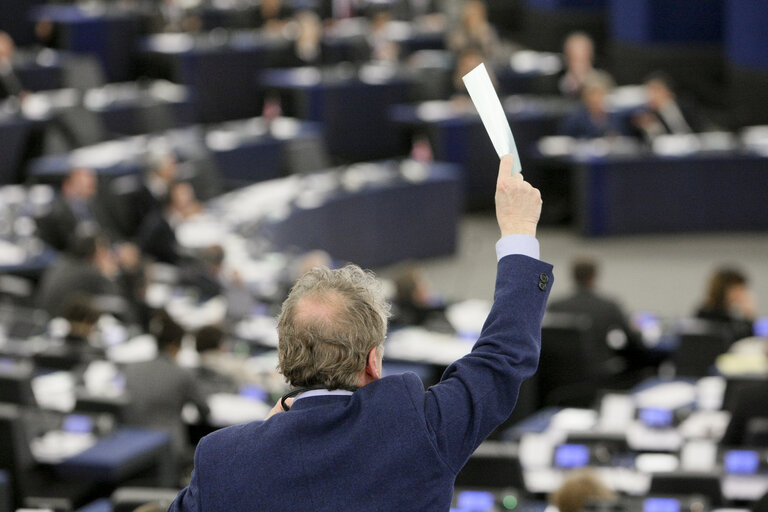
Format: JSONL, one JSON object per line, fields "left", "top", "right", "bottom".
{"left": 293, "top": 389, "right": 355, "bottom": 401}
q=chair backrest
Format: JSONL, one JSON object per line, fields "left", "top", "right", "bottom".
{"left": 0, "top": 403, "right": 36, "bottom": 490}
{"left": 282, "top": 135, "right": 331, "bottom": 175}
{"left": 723, "top": 376, "right": 768, "bottom": 413}
{"left": 673, "top": 320, "right": 730, "bottom": 377}
{"left": 0, "top": 361, "right": 36, "bottom": 407}
{"left": 455, "top": 441, "right": 525, "bottom": 492}
{"left": 648, "top": 472, "right": 723, "bottom": 507}
{"left": 538, "top": 312, "right": 595, "bottom": 407}
{"left": 746, "top": 418, "right": 768, "bottom": 447}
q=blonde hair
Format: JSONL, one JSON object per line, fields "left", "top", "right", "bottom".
{"left": 551, "top": 469, "right": 615, "bottom": 512}
{"left": 277, "top": 265, "right": 390, "bottom": 389}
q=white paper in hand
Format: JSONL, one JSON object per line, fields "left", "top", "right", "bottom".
{"left": 462, "top": 63, "right": 522, "bottom": 174}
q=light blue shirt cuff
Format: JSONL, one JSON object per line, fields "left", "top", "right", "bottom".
{"left": 495, "top": 234, "right": 540, "bottom": 261}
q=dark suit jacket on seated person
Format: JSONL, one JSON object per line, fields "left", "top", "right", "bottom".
{"left": 168, "top": 157, "right": 552, "bottom": 512}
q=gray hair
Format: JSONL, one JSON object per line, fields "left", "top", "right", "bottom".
{"left": 277, "top": 264, "right": 391, "bottom": 389}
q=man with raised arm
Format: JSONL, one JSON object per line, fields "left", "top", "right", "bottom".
{"left": 168, "top": 154, "right": 553, "bottom": 511}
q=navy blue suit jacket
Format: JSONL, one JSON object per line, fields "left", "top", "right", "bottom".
{"left": 169, "top": 254, "right": 553, "bottom": 511}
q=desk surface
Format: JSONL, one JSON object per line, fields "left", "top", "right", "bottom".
{"left": 566, "top": 150, "right": 768, "bottom": 236}
{"left": 56, "top": 427, "right": 171, "bottom": 482}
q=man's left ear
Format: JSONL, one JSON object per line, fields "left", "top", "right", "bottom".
{"left": 365, "top": 347, "right": 381, "bottom": 381}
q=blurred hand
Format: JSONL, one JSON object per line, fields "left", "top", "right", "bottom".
{"left": 265, "top": 397, "right": 294, "bottom": 420}
{"left": 495, "top": 155, "right": 541, "bottom": 237}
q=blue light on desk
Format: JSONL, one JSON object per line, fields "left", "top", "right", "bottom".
{"left": 755, "top": 317, "right": 768, "bottom": 337}
{"left": 456, "top": 490, "right": 495, "bottom": 511}
{"left": 639, "top": 408, "right": 673, "bottom": 428}
{"left": 62, "top": 414, "right": 94, "bottom": 434}
{"left": 554, "top": 443, "right": 590, "bottom": 469}
{"left": 239, "top": 385, "right": 268, "bottom": 402}
{"left": 643, "top": 498, "right": 681, "bottom": 512}
{"left": 724, "top": 449, "right": 760, "bottom": 475}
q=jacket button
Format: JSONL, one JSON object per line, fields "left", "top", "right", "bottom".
{"left": 539, "top": 273, "right": 549, "bottom": 283}
{"left": 539, "top": 282, "right": 547, "bottom": 291}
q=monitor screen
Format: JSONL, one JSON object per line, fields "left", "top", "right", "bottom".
{"left": 724, "top": 449, "right": 760, "bottom": 475}
{"left": 554, "top": 443, "right": 590, "bottom": 469}
{"left": 639, "top": 408, "right": 673, "bottom": 428}
{"left": 62, "top": 414, "right": 94, "bottom": 434}
{"left": 239, "top": 385, "right": 268, "bottom": 402}
{"left": 643, "top": 498, "right": 681, "bottom": 512}
{"left": 455, "top": 490, "right": 495, "bottom": 511}
{"left": 754, "top": 317, "right": 768, "bottom": 338}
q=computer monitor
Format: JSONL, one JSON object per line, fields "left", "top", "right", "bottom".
{"left": 553, "top": 443, "right": 590, "bottom": 469}
{"left": 638, "top": 408, "right": 674, "bottom": 429}
{"left": 723, "top": 449, "right": 761, "bottom": 475}
{"left": 643, "top": 497, "right": 681, "bottom": 512}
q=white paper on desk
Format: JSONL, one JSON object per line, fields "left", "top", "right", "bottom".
{"left": 462, "top": 63, "right": 522, "bottom": 174}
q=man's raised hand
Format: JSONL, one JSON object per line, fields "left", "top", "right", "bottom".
{"left": 495, "top": 155, "right": 542, "bottom": 238}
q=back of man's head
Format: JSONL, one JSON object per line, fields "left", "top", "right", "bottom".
{"left": 277, "top": 265, "right": 391, "bottom": 390}
{"left": 572, "top": 257, "right": 598, "bottom": 290}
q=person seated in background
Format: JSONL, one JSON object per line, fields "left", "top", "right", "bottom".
{"left": 60, "top": 294, "right": 105, "bottom": 363}
{"left": 36, "top": 167, "right": 106, "bottom": 253}
{"left": 194, "top": 325, "right": 239, "bottom": 396}
{"left": 116, "top": 148, "right": 180, "bottom": 240}
{"left": 559, "top": 32, "right": 597, "bottom": 98}
{"left": 550, "top": 469, "right": 615, "bottom": 512}
{"left": 123, "top": 309, "right": 210, "bottom": 482}
{"left": 391, "top": 263, "right": 450, "bottom": 331}
{"left": 447, "top": 0, "right": 500, "bottom": 58}
{"left": 286, "top": 10, "right": 326, "bottom": 67}
{"left": 548, "top": 256, "right": 649, "bottom": 387}
{"left": 366, "top": 4, "right": 401, "bottom": 63}
{"left": 166, "top": 181, "right": 203, "bottom": 227}
{"left": 559, "top": 70, "right": 627, "bottom": 139}
{"left": 257, "top": 0, "right": 291, "bottom": 32}
{"left": 451, "top": 45, "right": 497, "bottom": 106}
{"left": 116, "top": 149, "right": 182, "bottom": 263}
{"left": 696, "top": 266, "right": 756, "bottom": 342}
{"left": 631, "top": 71, "right": 716, "bottom": 142}
{"left": 36, "top": 233, "right": 120, "bottom": 317}
{"left": 0, "top": 31, "right": 26, "bottom": 103}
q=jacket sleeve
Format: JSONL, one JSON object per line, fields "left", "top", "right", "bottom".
{"left": 167, "top": 439, "right": 205, "bottom": 512}
{"left": 418, "top": 254, "right": 553, "bottom": 473}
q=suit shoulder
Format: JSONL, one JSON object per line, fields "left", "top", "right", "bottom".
{"left": 198, "top": 420, "right": 262, "bottom": 454}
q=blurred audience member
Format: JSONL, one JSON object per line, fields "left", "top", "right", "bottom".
{"left": 37, "top": 234, "right": 120, "bottom": 317}
{"left": 288, "top": 10, "right": 325, "bottom": 67}
{"left": 167, "top": 181, "right": 203, "bottom": 227}
{"left": 548, "top": 256, "right": 647, "bottom": 384}
{"left": 123, "top": 310, "right": 210, "bottom": 477}
{"left": 451, "top": 46, "right": 496, "bottom": 104}
{"left": 367, "top": 5, "right": 401, "bottom": 63}
{"left": 550, "top": 469, "right": 615, "bottom": 512}
{"left": 696, "top": 267, "right": 756, "bottom": 341}
{"left": 559, "top": 32, "right": 596, "bottom": 98}
{"left": 632, "top": 71, "right": 715, "bottom": 141}
{"left": 257, "top": 0, "right": 291, "bottom": 31}
{"left": 195, "top": 324, "right": 239, "bottom": 395}
{"left": 179, "top": 244, "right": 225, "bottom": 300}
{"left": 0, "top": 31, "right": 25, "bottom": 102}
{"left": 60, "top": 294, "right": 105, "bottom": 362}
{"left": 115, "top": 149, "right": 181, "bottom": 262}
{"left": 447, "top": 0, "right": 499, "bottom": 58}
{"left": 36, "top": 167, "right": 104, "bottom": 252}
{"left": 391, "top": 264, "right": 448, "bottom": 330}
{"left": 560, "top": 71, "right": 626, "bottom": 139}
